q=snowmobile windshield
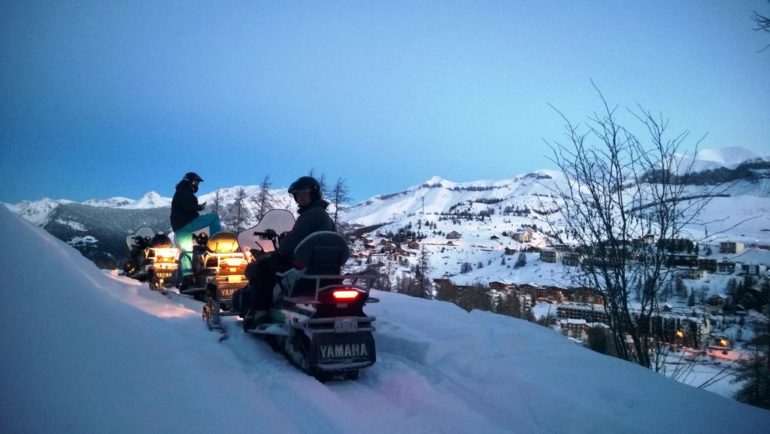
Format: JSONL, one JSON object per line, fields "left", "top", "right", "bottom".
{"left": 238, "top": 209, "right": 296, "bottom": 255}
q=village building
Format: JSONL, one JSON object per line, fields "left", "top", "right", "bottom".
{"left": 720, "top": 241, "right": 745, "bottom": 254}
{"left": 564, "top": 287, "right": 604, "bottom": 305}
{"left": 489, "top": 281, "right": 511, "bottom": 291}
{"left": 562, "top": 252, "right": 581, "bottom": 267}
{"left": 446, "top": 231, "right": 462, "bottom": 240}
{"left": 557, "top": 303, "right": 608, "bottom": 324}
{"left": 539, "top": 248, "right": 558, "bottom": 263}
{"left": 697, "top": 258, "right": 717, "bottom": 272}
{"left": 518, "top": 283, "right": 564, "bottom": 303}
{"left": 678, "top": 268, "right": 707, "bottom": 280}
{"left": 716, "top": 260, "right": 736, "bottom": 274}
{"left": 728, "top": 248, "right": 770, "bottom": 276}
{"left": 512, "top": 228, "right": 533, "bottom": 243}
{"left": 558, "top": 318, "right": 590, "bottom": 340}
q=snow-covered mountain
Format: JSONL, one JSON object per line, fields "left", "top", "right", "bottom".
{"left": 2, "top": 204, "right": 769, "bottom": 433}
{"left": 686, "top": 146, "right": 767, "bottom": 173}
{"left": 342, "top": 171, "right": 562, "bottom": 227}
{"left": 3, "top": 147, "right": 769, "bottom": 273}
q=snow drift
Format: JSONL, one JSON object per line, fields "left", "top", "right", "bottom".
{"left": 1, "top": 205, "right": 769, "bottom": 433}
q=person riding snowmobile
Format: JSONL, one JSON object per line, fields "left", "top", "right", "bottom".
{"left": 170, "top": 171, "right": 222, "bottom": 289}
{"left": 240, "top": 175, "right": 335, "bottom": 326}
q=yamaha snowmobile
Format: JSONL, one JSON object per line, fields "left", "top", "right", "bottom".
{"left": 195, "top": 231, "right": 250, "bottom": 338}
{"left": 144, "top": 232, "right": 178, "bottom": 292}
{"left": 174, "top": 229, "right": 249, "bottom": 304}
{"left": 122, "top": 226, "right": 156, "bottom": 279}
{"left": 123, "top": 228, "right": 179, "bottom": 291}
{"left": 236, "top": 209, "right": 377, "bottom": 380}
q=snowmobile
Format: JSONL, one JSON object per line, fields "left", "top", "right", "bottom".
{"left": 123, "top": 227, "right": 179, "bottom": 291}
{"left": 122, "top": 226, "right": 155, "bottom": 278}
{"left": 172, "top": 228, "right": 249, "bottom": 327}
{"left": 236, "top": 209, "right": 377, "bottom": 380}
{"left": 196, "top": 231, "right": 250, "bottom": 337}
{"left": 144, "top": 232, "right": 178, "bottom": 292}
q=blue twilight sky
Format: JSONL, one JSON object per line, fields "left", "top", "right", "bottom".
{"left": 1, "top": 0, "right": 769, "bottom": 204}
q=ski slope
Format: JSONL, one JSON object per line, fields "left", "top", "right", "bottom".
{"left": 1, "top": 205, "right": 769, "bottom": 434}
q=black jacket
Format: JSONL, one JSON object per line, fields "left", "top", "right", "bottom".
{"left": 278, "top": 199, "right": 335, "bottom": 258}
{"left": 170, "top": 180, "right": 201, "bottom": 231}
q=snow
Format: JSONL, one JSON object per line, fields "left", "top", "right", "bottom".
{"left": 691, "top": 147, "right": 762, "bottom": 171}
{"left": 2, "top": 206, "right": 769, "bottom": 433}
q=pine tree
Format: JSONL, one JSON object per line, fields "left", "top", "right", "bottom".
{"left": 227, "top": 187, "right": 251, "bottom": 232}
{"left": 331, "top": 177, "right": 351, "bottom": 227}
{"left": 734, "top": 319, "right": 770, "bottom": 409}
{"left": 253, "top": 175, "right": 274, "bottom": 220}
{"left": 496, "top": 292, "right": 522, "bottom": 318}
{"left": 514, "top": 252, "right": 527, "bottom": 268}
{"left": 414, "top": 246, "right": 432, "bottom": 298}
{"left": 211, "top": 189, "right": 223, "bottom": 215}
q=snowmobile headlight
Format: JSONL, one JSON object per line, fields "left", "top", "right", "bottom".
{"left": 155, "top": 248, "right": 179, "bottom": 259}
{"left": 224, "top": 258, "right": 246, "bottom": 267}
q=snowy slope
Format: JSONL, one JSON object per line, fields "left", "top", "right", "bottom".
{"left": 1, "top": 207, "right": 769, "bottom": 433}
{"left": 343, "top": 171, "right": 561, "bottom": 226}
{"left": 685, "top": 147, "right": 765, "bottom": 173}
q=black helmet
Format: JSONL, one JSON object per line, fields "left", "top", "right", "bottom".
{"left": 183, "top": 172, "right": 204, "bottom": 183}
{"left": 183, "top": 172, "right": 203, "bottom": 193}
{"left": 288, "top": 176, "right": 321, "bottom": 200}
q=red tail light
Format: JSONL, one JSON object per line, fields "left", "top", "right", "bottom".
{"left": 332, "top": 289, "right": 360, "bottom": 301}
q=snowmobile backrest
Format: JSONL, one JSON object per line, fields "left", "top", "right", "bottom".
{"left": 294, "top": 231, "right": 350, "bottom": 275}
{"left": 150, "top": 233, "right": 173, "bottom": 248}
{"left": 127, "top": 227, "right": 155, "bottom": 249}
{"left": 207, "top": 232, "right": 240, "bottom": 254}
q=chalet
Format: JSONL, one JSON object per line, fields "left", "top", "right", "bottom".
{"left": 720, "top": 241, "right": 745, "bottom": 254}
{"left": 716, "top": 260, "right": 736, "bottom": 274}
{"left": 666, "top": 253, "right": 698, "bottom": 268}
{"left": 557, "top": 303, "right": 608, "bottom": 324}
{"left": 564, "top": 286, "right": 604, "bottom": 305}
{"left": 660, "top": 238, "right": 697, "bottom": 254}
{"left": 552, "top": 243, "right": 572, "bottom": 252}
{"left": 407, "top": 241, "right": 420, "bottom": 250}
{"left": 730, "top": 248, "right": 770, "bottom": 275}
{"left": 504, "top": 247, "right": 517, "bottom": 255}
{"left": 433, "top": 278, "right": 453, "bottom": 288}
{"left": 562, "top": 252, "right": 581, "bottom": 267}
{"left": 559, "top": 318, "right": 590, "bottom": 340}
{"left": 539, "top": 248, "right": 558, "bottom": 263}
{"left": 489, "top": 281, "right": 510, "bottom": 291}
{"left": 512, "top": 228, "right": 533, "bottom": 243}
{"left": 678, "top": 268, "right": 707, "bottom": 280}
{"left": 446, "top": 231, "right": 462, "bottom": 240}
{"left": 698, "top": 258, "right": 717, "bottom": 272}
{"left": 740, "top": 264, "right": 762, "bottom": 276}
{"left": 517, "top": 284, "right": 564, "bottom": 303}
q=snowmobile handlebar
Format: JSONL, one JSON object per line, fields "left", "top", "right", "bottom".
{"left": 253, "top": 229, "right": 278, "bottom": 239}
